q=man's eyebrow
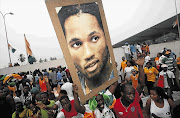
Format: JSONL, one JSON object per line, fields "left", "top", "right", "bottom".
{"left": 88, "top": 31, "right": 98, "bottom": 37}
{"left": 69, "top": 38, "right": 80, "bottom": 44}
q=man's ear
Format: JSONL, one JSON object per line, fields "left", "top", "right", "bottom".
{"left": 121, "top": 92, "right": 124, "bottom": 96}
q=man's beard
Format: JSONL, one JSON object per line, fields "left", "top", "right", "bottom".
{"left": 75, "top": 46, "right": 109, "bottom": 80}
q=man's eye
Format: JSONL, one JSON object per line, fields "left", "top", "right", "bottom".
{"left": 91, "top": 36, "right": 99, "bottom": 42}
{"left": 71, "top": 42, "right": 82, "bottom": 48}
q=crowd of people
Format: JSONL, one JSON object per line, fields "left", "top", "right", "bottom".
{"left": 0, "top": 49, "right": 179, "bottom": 118}
{"left": 1, "top": 2, "right": 180, "bottom": 118}
{"left": 120, "top": 42, "right": 180, "bottom": 118}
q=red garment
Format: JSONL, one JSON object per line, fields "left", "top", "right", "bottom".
{"left": 113, "top": 90, "right": 143, "bottom": 118}
{"left": 157, "top": 75, "right": 164, "bottom": 88}
{"left": 39, "top": 78, "right": 47, "bottom": 92}
{"left": 61, "top": 100, "right": 78, "bottom": 118}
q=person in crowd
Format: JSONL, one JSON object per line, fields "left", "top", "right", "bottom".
{"left": 19, "top": 84, "right": 32, "bottom": 105}
{"left": 58, "top": 2, "right": 114, "bottom": 94}
{"left": 122, "top": 42, "right": 131, "bottom": 61}
{"left": 53, "top": 90, "right": 68, "bottom": 114}
{"left": 162, "top": 51, "right": 178, "bottom": 90}
{"left": 136, "top": 43, "right": 142, "bottom": 54}
{"left": 43, "top": 69, "right": 49, "bottom": 78}
{"left": 3, "top": 87, "right": 15, "bottom": 112}
{"left": 26, "top": 71, "right": 34, "bottom": 87}
{"left": 130, "top": 44, "right": 137, "bottom": 59}
{"left": 144, "top": 62, "right": 159, "bottom": 94}
{"left": 57, "top": 68, "right": 63, "bottom": 89}
{"left": 169, "top": 49, "right": 176, "bottom": 62}
{"left": 124, "top": 60, "right": 137, "bottom": 83}
{"left": 120, "top": 56, "right": 127, "bottom": 74}
{"left": 143, "top": 52, "right": 151, "bottom": 68}
{"left": 56, "top": 96, "right": 84, "bottom": 118}
{"left": 36, "top": 92, "right": 55, "bottom": 118}
{"left": 0, "top": 88, "right": 14, "bottom": 118}
{"left": 141, "top": 43, "right": 146, "bottom": 54}
{"left": 34, "top": 71, "right": 40, "bottom": 90}
{"left": 61, "top": 67, "right": 67, "bottom": 80}
{"left": 12, "top": 102, "right": 25, "bottom": 118}
{"left": 39, "top": 72, "right": 48, "bottom": 92}
{"left": 145, "top": 86, "right": 175, "bottom": 118}
{"left": 113, "top": 54, "right": 145, "bottom": 118}
{"left": 72, "top": 81, "right": 117, "bottom": 118}
{"left": 162, "top": 47, "right": 167, "bottom": 55}
{"left": 154, "top": 53, "right": 161, "bottom": 71}
{"left": 145, "top": 44, "right": 150, "bottom": 55}
{"left": 162, "top": 51, "right": 175, "bottom": 73}
{"left": 18, "top": 78, "right": 30, "bottom": 95}
{"left": 128, "top": 69, "right": 139, "bottom": 89}
{"left": 49, "top": 68, "right": 57, "bottom": 90}
{"left": 61, "top": 78, "right": 74, "bottom": 100}
{"left": 159, "top": 64, "right": 175, "bottom": 100}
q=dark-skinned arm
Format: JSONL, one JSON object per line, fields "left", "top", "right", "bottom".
{"left": 134, "top": 54, "right": 145, "bottom": 94}
{"left": 73, "top": 84, "right": 86, "bottom": 114}
{"left": 109, "top": 81, "right": 118, "bottom": 95}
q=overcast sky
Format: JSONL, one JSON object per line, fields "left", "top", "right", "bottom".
{"left": 0, "top": 0, "right": 179, "bottom": 68}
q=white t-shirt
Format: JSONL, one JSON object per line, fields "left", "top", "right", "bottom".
{"left": 55, "top": 100, "right": 63, "bottom": 112}
{"left": 124, "top": 66, "right": 135, "bottom": 79}
{"left": 136, "top": 44, "right": 142, "bottom": 53}
{"left": 61, "top": 82, "right": 74, "bottom": 100}
{"left": 122, "top": 45, "right": 131, "bottom": 54}
{"left": 159, "top": 70, "right": 175, "bottom": 88}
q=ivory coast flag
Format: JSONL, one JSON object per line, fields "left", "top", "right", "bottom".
{"left": 172, "top": 18, "right": 178, "bottom": 28}
{"left": 24, "top": 34, "right": 32, "bottom": 56}
{"left": 8, "top": 43, "right": 16, "bottom": 53}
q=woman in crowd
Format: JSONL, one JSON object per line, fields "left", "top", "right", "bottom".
{"left": 145, "top": 86, "right": 175, "bottom": 118}
{"left": 144, "top": 62, "right": 159, "bottom": 94}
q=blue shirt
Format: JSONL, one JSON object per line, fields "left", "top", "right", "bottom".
{"left": 130, "top": 45, "right": 136, "bottom": 53}
{"left": 57, "top": 72, "right": 62, "bottom": 85}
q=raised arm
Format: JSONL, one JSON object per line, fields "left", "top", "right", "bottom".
{"left": 133, "top": 54, "right": 145, "bottom": 94}
{"left": 109, "top": 81, "right": 118, "bottom": 95}
{"left": 72, "top": 84, "right": 86, "bottom": 114}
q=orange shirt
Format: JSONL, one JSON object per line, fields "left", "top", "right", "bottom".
{"left": 130, "top": 74, "right": 139, "bottom": 89}
{"left": 145, "top": 45, "right": 149, "bottom": 52}
{"left": 121, "top": 60, "right": 127, "bottom": 72}
{"left": 155, "top": 57, "right": 160, "bottom": 69}
{"left": 39, "top": 78, "right": 47, "bottom": 92}
{"left": 177, "top": 57, "right": 180, "bottom": 65}
{"left": 144, "top": 67, "right": 159, "bottom": 82}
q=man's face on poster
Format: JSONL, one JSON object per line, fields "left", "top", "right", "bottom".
{"left": 64, "top": 13, "right": 109, "bottom": 79}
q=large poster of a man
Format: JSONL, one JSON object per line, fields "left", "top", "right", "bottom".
{"left": 46, "top": 0, "right": 118, "bottom": 104}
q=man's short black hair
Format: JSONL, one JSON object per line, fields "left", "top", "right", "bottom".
{"left": 58, "top": 2, "right": 103, "bottom": 36}
{"left": 60, "top": 95, "right": 69, "bottom": 102}
{"left": 121, "top": 83, "right": 133, "bottom": 93}
{"left": 60, "top": 90, "right": 67, "bottom": 95}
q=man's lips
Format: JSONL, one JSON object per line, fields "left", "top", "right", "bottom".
{"left": 84, "top": 59, "right": 99, "bottom": 72}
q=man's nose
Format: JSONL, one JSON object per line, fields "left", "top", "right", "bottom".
{"left": 84, "top": 43, "right": 95, "bottom": 61}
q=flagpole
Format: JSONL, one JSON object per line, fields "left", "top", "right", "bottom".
{"left": 0, "top": 11, "right": 14, "bottom": 66}
{"left": 174, "top": 0, "right": 180, "bottom": 39}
